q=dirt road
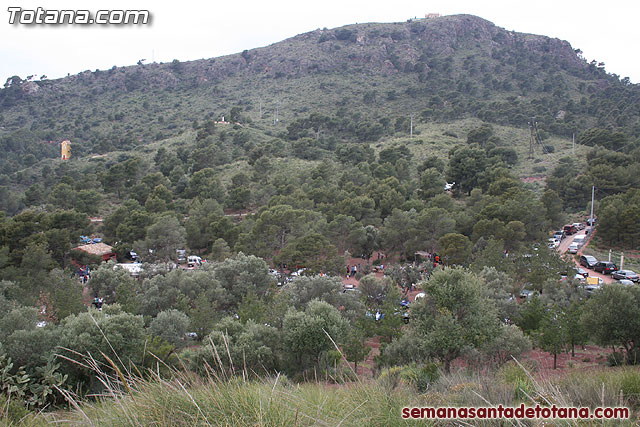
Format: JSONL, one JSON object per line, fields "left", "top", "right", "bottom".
{"left": 556, "top": 230, "right": 580, "bottom": 254}
{"left": 556, "top": 228, "right": 613, "bottom": 284}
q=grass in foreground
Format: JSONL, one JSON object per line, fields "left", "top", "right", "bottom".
{"left": 3, "top": 360, "right": 630, "bottom": 426}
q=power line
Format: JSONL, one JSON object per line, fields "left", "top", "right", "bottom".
{"left": 528, "top": 117, "right": 549, "bottom": 157}
{"left": 528, "top": 118, "right": 535, "bottom": 159}
{"left": 410, "top": 114, "right": 414, "bottom": 138}
{"left": 598, "top": 89, "right": 640, "bottom": 124}
{"left": 534, "top": 120, "right": 549, "bottom": 154}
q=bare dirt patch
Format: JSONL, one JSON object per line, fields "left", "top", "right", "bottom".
{"left": 520, "top": 176, "right": 546, "bottom": 183}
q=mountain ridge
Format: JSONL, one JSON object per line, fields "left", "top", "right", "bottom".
{"left": 8, "top": 14, "right": 589, "bottom": 92}
{"left": 0, "top": 13, "right": 637, "bottom": 164}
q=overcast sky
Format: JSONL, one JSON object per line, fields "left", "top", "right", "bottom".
{"left": 1, "top": 0, "right": 638, "bottom": 85}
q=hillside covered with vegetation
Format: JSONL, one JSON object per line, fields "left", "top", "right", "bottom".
{"left": 1, "top": 13, "right": 640, "bottom": 424}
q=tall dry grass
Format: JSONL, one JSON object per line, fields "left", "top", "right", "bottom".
{"left": 38, "top": 359, "right": 640, "bottom": 426}
{"left": 14, "top": 323, "right": 639, "bottom": 426}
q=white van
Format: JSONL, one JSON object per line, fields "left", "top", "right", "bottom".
{"left": 573, "top": 235, "right": 587, "bottom": 247}
{"left": 568, "top": 243, "right": 579, "bottom": 254}
{"left": 187, "top": 255, "right": 202, "bottom": 267}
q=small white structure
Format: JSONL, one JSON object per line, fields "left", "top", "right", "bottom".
{"left": 115, "top": 263, "right": 143, "bottom": 277}
{"left": 444, "top": 182, "right": 455, "bottom": 191}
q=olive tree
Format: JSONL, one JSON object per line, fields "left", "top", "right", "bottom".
{"left": 582, "top": 284, "right": 640, "bottom": 364}
{"left": 383, "top": 267, "right": 500, "bottom": 372}
{"left": 58, "top": 305, "right": 146, "bottom": 390}
{"left": 149, "top": 309, "right": 190, "bottom": 347}
{"left": 283, "top": 300, "right": 349, "bottom": 373}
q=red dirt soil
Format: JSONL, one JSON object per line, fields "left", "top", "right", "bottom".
{"left": 339, "top": 253, "right": 614, "bottom": 381}
{"left": 521, "top": 176, "right": 546, "bottom": 183}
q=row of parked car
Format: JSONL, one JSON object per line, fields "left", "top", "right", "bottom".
{"left": 548, "top": 221, "right": 592, "bottom": 250}
{"left": 579, "top": 254, "right": 639, "bottom": 284}
{"left": 548, "top": 229, "right": 569, "bottom": 249}
{"left": 270, "top": 268, "right": 308, "bottom": 286}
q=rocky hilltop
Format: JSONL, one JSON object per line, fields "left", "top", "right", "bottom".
{"left": 0, "top": 14, "right": 637, "bottom": 154}
{"left": 11, "top": 15, "right": 587, "bottom": 93}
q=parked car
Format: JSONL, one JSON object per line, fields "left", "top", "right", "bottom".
{"left": 593, "top": 261, "right": 618, "bottom": 274}
{"left": 618, "top": 279, "right": 635, "bottom": 286}
{"left": 127, "top": 250, "right": 140, "bottom": 262}
{"left": 277, "top": 274, "right": 291, "bottom": 287}
{"left": 519, "top": 288, "right": 537, "bottom": 299}
{"left": 365, "top": 310, "right": 385, "bottom": 321}
{"left": 586, "top": 217, "right": 597, "bottom": 226}
{"left": 563, "top": 224, "right": 577, "bottom": 235}
{"left": 290, "top": 268, "right": 307, "bottom": 277}
{"left": 343, "top": 283, "right": 356, "bottom": 292}
{"left": 584, "top": 283, "right": 601, "bottom": 295}
{"left": 553, "top": 231, "right": 565, "bottom": 241}
{"left": 568, "top": 243, "right": 579, "bottom": 254}
{"left": 187, "top": 255, "right": 202, "bottom": 267}
{"left": 572, "top": 234, "right": 587, "bottom": 247}
{"left": 579, "top": 255, "right": 598, "bottom": 269}
{"left": 611, "top": 270, "right": 639, "bottom": 282}
{"left": 176, "top": 249, "right": 187, "bottom": 264}
{"left": 574, "top": 267, "right": 589, "bottom": 277}
{"left": 572, "top": 222, "right": 586, "bottom": 230}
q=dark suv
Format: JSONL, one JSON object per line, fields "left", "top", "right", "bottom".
{"left": 579, "top": 255, "right": 598, "bottom": 269}
{"left": 593, "top": 261, "right": 618, "bottom": 274}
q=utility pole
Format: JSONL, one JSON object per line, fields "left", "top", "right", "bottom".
{"left": 621, "top": 252, "right": 624, "bottom": 270}
{"left": 273, "top": 100, "right": 279, "bottom": 125}
{"left": 590, "top": 185, "right": 594, "bottom": 226}
{"left": 410, "top": 114, "right": 414, "bottom": 138}
{"left": 528, "top": 117, "right": 535, "bottom": 159}
{"left": 609, "top": 248, "right": 612, "bottom": 262}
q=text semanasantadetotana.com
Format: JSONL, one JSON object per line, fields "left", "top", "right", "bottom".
{"left": 401, "top": 404, "right": 629, "bottom": 420}
{"left": 8, "top": 7, "right": 150, "bottom": 25}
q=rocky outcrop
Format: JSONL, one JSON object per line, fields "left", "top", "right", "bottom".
{"left": 13, "top": 14, "right": 591, "bottom": 98}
